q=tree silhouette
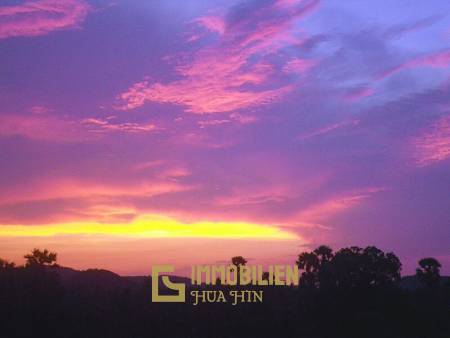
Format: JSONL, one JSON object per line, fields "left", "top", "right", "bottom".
{"left": 0, "top": 258, "right": 15, "bottom": 269}
{"left": 297, "top": 245, "right": 401, "bottom": 289}
{"left": 331, "top": 246, "right": 401, "bottom": 289}
{"left": 24, "top": 248, "right": 57, "bottom": 267}
{"left": 0, "top": 247, "right": 449, "bottom": 338}
{"left": 296, "top": 251, "right": 320, "bottom": 287}
{"left": 313, "top": 245, "right": 334, "bottom": 288}
{"left": 231, "top": 256, "right": 247, "bottom": 285}
{"left": 416, "top": 257, "right": 441, "bottom": 288}
{"left": 362, "top": 246, "right": 401, "bottom": 286}
{"left": 313, "top": 245, "right": 333, "bottom": 264}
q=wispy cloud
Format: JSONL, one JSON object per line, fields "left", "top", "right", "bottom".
{"left": 0, "top": 176, "right": 190, "bottom": 207}
{"left": 197, "top": 112, "right": 257, "bottom": 128}
{"left": 413, "top": 114, "right": 450, "bottom": 166}
{"left": 383, "top": 15, "right": 442, "bottom": 39}
{"left": 291, "top": 188, "right": 384, "bottom": 228}
{"left": 379, "top": 50, "right": 450, "bottom": 79}
{"left": 0, "top": 114, "right": 158, "bottom": 142}
{"left": 0, "top": 113, "right": 86, "bottom": 142}
{"left": 194, "top": 15, "right": 225, "bottom": 35}
{"left": 342, "top": 86, "right": 373, "bottom": 102}
{"left": 0, "top": 0, "right": 90, "bottom": 39}
{"left": 117, "top": 0, "right": 320, "bottom": 114}
{"left": 297, "top": 120, "right": 359, "bottom": 141}
{"left": 81, "top": 117, "right": 158, "bottom": 133}
{"left": 29, "top": 105, "right": 53, "bottom": 114}
{"left": 198, "top": 119, "right": 230, "bottom": 128}
{"left": 282, "top": 57, "right": 316, "bottom": 74}
{"left": 0, "top": 172, "right": 195, "bottom": 226}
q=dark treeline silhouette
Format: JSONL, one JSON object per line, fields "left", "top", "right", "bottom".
{"left": 1, "top": 247, "right": 449, "bottom": 338}
{"left": 296, "top": 245, "right": 402, "bottom": 289}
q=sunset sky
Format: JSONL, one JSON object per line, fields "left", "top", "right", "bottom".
{"left": 1, "top": 0, "right": 449, "bottom": 275}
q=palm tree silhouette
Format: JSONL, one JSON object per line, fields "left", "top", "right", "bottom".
{"left": 231, "top": 256, "right": 247, "bottom": 285}
{"left": 296, "top": 252, "right": 319, "bottom": 287}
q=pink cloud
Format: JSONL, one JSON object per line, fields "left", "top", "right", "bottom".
{"left": 167, "top": 131, "right": 236, "bottom": 149}
{"left": 117, "top": 0, "right": 320, "bottom": 114}
{"left": 379, "top": 50, "right": 450, "bottom": 79}
{"left": 214, "top": 189, "right": 291, "bottom": 207}
{"left": 29, "top": 105, "right": 53, "bottom": 114}
{"left": 81, "top": 117, "right": 158, "bottom": 133}
{"left": 0, "top": 0, "right": 90, "bottom": 39}
{"left": 0, "top": 176, "right": 191, "bottom": 212}
{"left": 0, "top": 158, "right": 193, "bottom": 221}
{"left": 282, "top": 57, "right": 316, "bottom": 74}
{"left": 276, "top": 0, "right": 304, "bottom": 8}
{"left": 383, "top": 15, "right": 442, "bottom": 40}
{"left": 412, "top": 114, "right": 450, "bottom": 167}
{"left": 198, "top": 119, "right": 230, "bottom": 128}
{"left": 343, "top": 86, "right": 374, "bottom": 102}
{"left": 0, "top": 113, "right": 87, "bottom": 142}
{"left": 297, "top": 119, "right": 359, "bottom": 141}
{"left": 158, "top": 167, "right": 190, "bottom": 180}
{"left": 229, "top": 112, "right": 257, "bottom": 124}
{"left": 290, "top": 188, "right": 384, "bottom": 228}
{"left": 195, "top": 15, "right": 225, "bottom": 35}
{"left": 186, "top": 33, "right": 201, "bottom": 42}
{"left": 0, "top": 114, "right": 158, "bottom": 143}
{"left": 197, "top": 112, "right": 257, "bottom": 128}
{"left": 132, "top": 160, "right": 165, "bottom": 172}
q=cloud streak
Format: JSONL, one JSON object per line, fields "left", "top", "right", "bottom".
{"left": 0, "top": 114, "right": 159, "bottom": 142}
{"left": 81, "top": 117, "right": 158, "bottom": 134}
{"left": 379, "top": 50, "right": 450, "bottom": 79}
{"left": 0, "top": 0, "right": 90, "bottom": 39}
{"left": 118, "top": 0, "right": 320, "bottom": 114}
{"left": 413, "top": 114, "right": 450, "bottom": 166}
{"left": 0, "top": 113, "right": 86, "bottom": 142}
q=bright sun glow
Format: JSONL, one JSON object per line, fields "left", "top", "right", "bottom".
{"left": 0, "top": 215, "right": 297, "bottom": 240}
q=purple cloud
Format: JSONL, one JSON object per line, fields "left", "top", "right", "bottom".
{"left": 117, "top": 0, "right": 319, "bottom": 114}
{"left": 0, "top": 0, "right": 90, "bottom": 39}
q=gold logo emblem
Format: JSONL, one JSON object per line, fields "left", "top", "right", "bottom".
{"left": 151, "top": 265, "right": 185, "bottom": 302}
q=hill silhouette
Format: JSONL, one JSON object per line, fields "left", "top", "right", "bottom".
{"left": 1, "top": 246, "right": 449, "bottom": 338}
{"left": 50, "top": 264, "right": 450, "bottom": 291}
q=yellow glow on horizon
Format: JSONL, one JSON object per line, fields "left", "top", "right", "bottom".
{"left": 0, "top": 215, "right": 297, "bottom": 240}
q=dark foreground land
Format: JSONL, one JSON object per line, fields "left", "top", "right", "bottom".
{"left": 1, "top": 247, "right": 450, "bottom": 338}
